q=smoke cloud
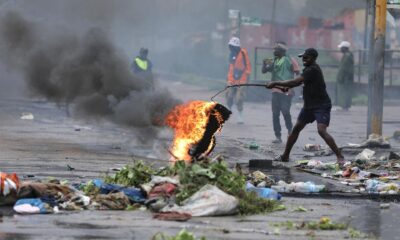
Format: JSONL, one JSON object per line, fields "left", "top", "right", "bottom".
{"left": 0, "top": 11, "right": 180, "bottom": 142}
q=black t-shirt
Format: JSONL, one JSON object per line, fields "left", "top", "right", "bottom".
{"left": 301, "top": 63, "right": 331, "bottom": 109}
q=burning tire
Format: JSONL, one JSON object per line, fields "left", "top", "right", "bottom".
{"left": 166, "top": 101, "right": 231, "bottom": 162}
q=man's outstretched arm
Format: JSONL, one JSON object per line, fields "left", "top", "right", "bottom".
{"left": 266, "top": 75, "right": 304, "bottom": 88}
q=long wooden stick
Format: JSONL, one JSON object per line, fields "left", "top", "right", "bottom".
{"left": 210, "top": 83, "right": 288, "bottom": 101}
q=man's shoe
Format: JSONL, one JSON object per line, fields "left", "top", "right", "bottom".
{"left": 272, "top": 138, "right": 282, "bottom": 144}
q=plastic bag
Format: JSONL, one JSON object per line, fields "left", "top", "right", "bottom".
{"left": 355, "top": 149, "right": 375, "bottom": 161}
{"left": 161, "top": 184, "right": 238, "bottom": 216}
{"left": 13, "top": 198, "right": 53, "bottom": 214}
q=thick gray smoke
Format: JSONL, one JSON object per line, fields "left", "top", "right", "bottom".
{"left": 0, "top": 11, "right": 180, "bottom": 142}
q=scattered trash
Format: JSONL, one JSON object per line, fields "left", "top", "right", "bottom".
{"left": 355, "top": 149, "right": 375, "bottom": 162}
{"left": 141, "top": 175, "right": 179, "bottom": 195}
{"left": 303, "top": 149, "right": 334, "bottom": 158}
{"left": 13, "top": 198, "right": 53, "bottom": 214}
{"left": 246, "top": 182, "right": 281, "bottom": 200}
{"left": 153, "top": 211, "right": 191, "bottom": 221}
{"left": 248, "top": 170, "right": 275, "bottom": 188}
{"left": 271, "top": 217, "right": 346, "bottom": 231}
{"left": 293, "top": 206, "right": 308, "bottom": 212}
{"left": 365, "top": 179, "right": 399, "bottom": 194}
{"left": 20, "top": 112, "right": 34, "bottom": 120}
{"left": 152, "top": 229, "right": 205, "bottom": 240}
{"left": 9, "top": 159, "right": 284, "bottom": 217}
{"left": 161, "top": 184, "right": 238, "bottom": 217}
{"left": 148, "top": 183, "right": 177, "bottom": 199}
{"left": 380, "top": 203, "right": 390, "bottom": 209}
{"left": 248, "top": 142, "right": 259, "bottom": 150}
{"left": 66, "top": 164, "right": 75, "bottom": 171}
{"left": 250, "top": 171, "right": 266, "bottom": 183}
{"left": 271, "top": 181, "right": 325, "bottom": 193}
{"left": 304, "top": 144, "right": 322, "bottom": 152}
{"left": 73, "top": 125, "right": 92, "bottom": 131}
{"left": 345, "top": 134, "right": 391, "bottom": 149}
{"left": 91, "top": 179, "right": 146, "bottom": 203}
{"left": 146, "top": 198, "right": 169, "bottom": 212}
{"left": 0, "top": 172, "right": 20, "bottom": 197}
{"left": 18, "top": 182, "right": 75, "bottom": 200}
{"left": 306, "top": 160, "right": 336, "bottom": 170}
{"left": 23, "top": 174, "right": 35, "bottom": 179}
{"left": 91, "top": 192, "right": 130, "bottom": 210}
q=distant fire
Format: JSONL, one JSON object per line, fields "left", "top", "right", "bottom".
{"left": 165, "top": 101, "right": 231, "bottom": 162}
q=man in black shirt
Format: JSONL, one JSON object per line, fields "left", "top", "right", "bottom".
{"left": 266, "top": 48, "right": 345, "bottom": 167}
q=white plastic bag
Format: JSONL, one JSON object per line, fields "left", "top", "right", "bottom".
{"left": 161, "top": 184, "right": 238, "bottom": 216}
{"left": 355, "top": 149, "right": 375, "bottom": 161}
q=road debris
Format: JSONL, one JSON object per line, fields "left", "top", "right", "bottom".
{"left": 3, "top": 159, "right": 283, "bottom": 217}
{"left": 271, "top": 180, "right": 326, "bottom": 193}
{"left": 304, "top": 144, "right": 322, "bottom": 151}
{"left": 344, "top": 134, "right": 391, "bottom": 149}
{"left": 20, "top": 112, "right": 34, "bottom": 120}
{"left": 380, "top": 203, "right": 390, "bottom": 209}
{"left": 295, "top": 148, "right": 400, "bottom": 196}
{"left": 152, "top": 229, "right": 206, "bottom": 240}
{"left": 271, "top": 217, "right": 346, "bottom": 231}
{"left": 161, "top": 184, "right": 238, "bottom": 216}
{"left": 13, "top": 198, "right": 54, "bottom": 214}
{"left": 246, "top": 182, "right": 281, "bottom": 200}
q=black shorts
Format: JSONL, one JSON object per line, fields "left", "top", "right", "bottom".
{"left": 298, "top": 106, "right": 331, "bottom": 126}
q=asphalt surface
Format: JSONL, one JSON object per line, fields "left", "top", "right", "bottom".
{"left": 0, "top": 80, "right": 399, "bottom": 239}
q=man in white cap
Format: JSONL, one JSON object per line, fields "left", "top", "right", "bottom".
{"left": 336, "top": 41, "right": 354, "bottom": 110}
{"left": 226, "top": 36, "right": 251, "bottom": 124}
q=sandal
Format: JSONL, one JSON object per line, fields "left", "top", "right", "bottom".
{"left": 273, "top": 155, "right": 289, "bottom": 162}
{"left": 337, "top": 158, "right": 346, "bottom": 169}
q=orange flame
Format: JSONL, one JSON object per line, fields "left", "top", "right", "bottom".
{"left": 165, "top": 100, "right": 222, "bottom": 162}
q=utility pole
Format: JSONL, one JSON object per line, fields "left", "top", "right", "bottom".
{"left": 367, "top": 0, "right": 386, "bottom": 136}
{"left": 364, "top": 0, "right": 369, "bottom": 52}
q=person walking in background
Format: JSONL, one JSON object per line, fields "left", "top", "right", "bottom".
{"left": 226, "top": 36, "right": 251, "bottom": 124}
{"left": 132, "top": 47, "right": 154, "bottom": 89}
{"left": 266, "top": 48, "right": 345, "bottom": 167}
{"left": 336, "top": 41, "right": 354, "bottom": 111}
{"left": 262, "top": 41, "right": 299, "bottom": 143}
{"left": 132, "top": 47, "right": 153, "bottom": 74}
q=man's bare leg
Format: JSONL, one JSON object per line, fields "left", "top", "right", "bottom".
{"left": 317, "top": 123, "right": 344, "bottom": 163}
{"left": 280, "top": 121, "right": 306, "bottom": 161}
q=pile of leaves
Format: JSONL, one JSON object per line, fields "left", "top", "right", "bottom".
{"left": 104, "top": 160, "right": 156, "bottom": 186}
{"left": 104, "top": 158, "right": 281, "bottom": 215}
{"left": 170, "top": 160, "right": 245, "bottom": 203}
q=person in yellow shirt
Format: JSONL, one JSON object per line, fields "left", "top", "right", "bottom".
{"left": 132, "top": 47, "right": 154, "bottom": 89}
{"left": 132, "top": 48, "right": 152, "bottom": 73}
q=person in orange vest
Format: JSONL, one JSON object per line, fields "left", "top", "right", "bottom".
{"left": 226, "top": 37, "right": 251, "bottom": 124}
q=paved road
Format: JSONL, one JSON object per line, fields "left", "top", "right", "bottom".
{"left": 0, "top": 80, "right": 399, "bottom": 239}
